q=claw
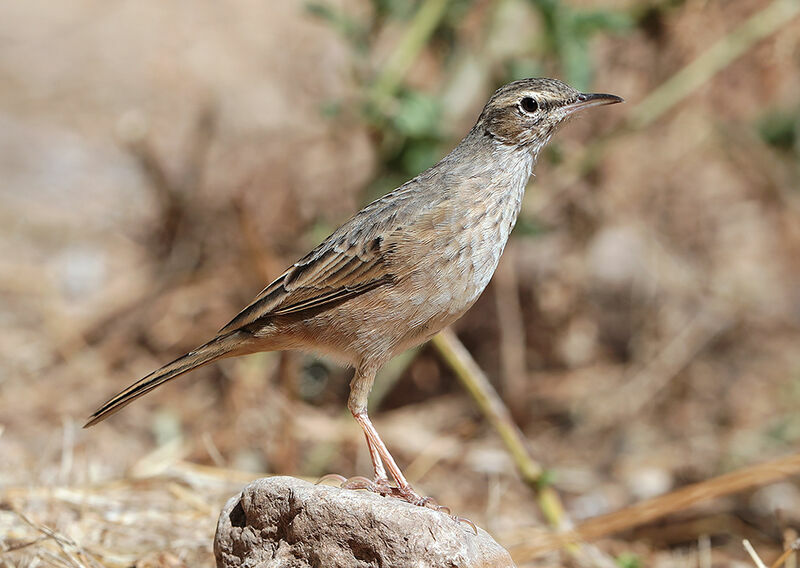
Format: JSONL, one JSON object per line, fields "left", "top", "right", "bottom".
{"left": 320, "top": 473, "right": 470, "bottom": 531}
{"left": 417, "top": 495, "right": 439, "bottom": 508}
{"left": 341, "top": 475, "right": 378, "bottom": 491}
{"left": 316, "top": 473, "right": 347, "bottom": 486}
{"left": 318, "top": 474, "right": 396, "bottom": 496}
{"left": 453, "top": 515, "right": 478, "bottom": 535}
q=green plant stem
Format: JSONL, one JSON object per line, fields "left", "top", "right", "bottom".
{"left": 551, "top": 0, "right": 799, "bottom": 189}
{"left": 370, "top": 0, "right": 450, "bottom": 108}
{"left": 431, "top": 328, "right": 570, "bottom": 532}
{"left": 629, "top": 0, "right": 800, "bottom": 129}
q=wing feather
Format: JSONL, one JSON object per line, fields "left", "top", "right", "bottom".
{"left": 219, "top": 229, "right": 396, "bottom": 334}
{"left": 217, "top": 178, "right": 436, "bottom": 335}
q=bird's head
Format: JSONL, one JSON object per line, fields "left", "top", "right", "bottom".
{"left": 475, "top": 78, "right": 623, "bottom": 152}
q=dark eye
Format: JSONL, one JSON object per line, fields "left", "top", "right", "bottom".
{"left": 519, "top": 97, "right": 538, "bottom": 113}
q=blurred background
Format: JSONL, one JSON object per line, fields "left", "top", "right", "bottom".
{"left": 2, "top": 0, "right": 800, "bottom": 566}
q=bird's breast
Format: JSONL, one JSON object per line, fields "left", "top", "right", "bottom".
{"left": 451, "top": 183, "right": 524, "bottom": 303}
{"left": 401, "top": 176, "right": 527, "bottom": 322}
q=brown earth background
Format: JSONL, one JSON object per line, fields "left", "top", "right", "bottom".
{"left": 2, "top": 0, "right": 800, "bottom": 566}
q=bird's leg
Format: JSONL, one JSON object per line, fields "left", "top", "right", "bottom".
{"left": 333, "top": 430, "right": 393, "bottom": 495}
{"left": 351, "top": 410, "right": 423, "bottom": 501}
{"left": 346, "top": 365, "right": 430, "bottom": 504}
{"left": 336, "top": 366, "right": 473, "bottom": 529}
{"left": 352, "top": 419, "right": 476, "bottom": 533}
{"left": 364, "top": 431, "right": 389, "bottom": 482}
{"left": 320, "top": 366, "right": 392, "bottom": 495}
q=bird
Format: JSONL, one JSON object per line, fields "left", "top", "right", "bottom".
{"left": 85, "top": 78, "right": 622, "bottom": 506}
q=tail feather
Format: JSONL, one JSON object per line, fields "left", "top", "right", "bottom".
{"left": 84, "top": 331, "right": 249, "bottom": 428}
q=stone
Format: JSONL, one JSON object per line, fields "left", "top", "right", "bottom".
{"left": 214, "top": 476, "right": 516, "bottom": 568}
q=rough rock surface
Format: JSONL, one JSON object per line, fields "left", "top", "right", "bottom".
{"left": 214, "top": 476, "right": 516, "bottom": 568}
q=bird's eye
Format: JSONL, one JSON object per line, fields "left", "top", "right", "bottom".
{"left": 519, "top": 97, "right": 539, "bottom": 113}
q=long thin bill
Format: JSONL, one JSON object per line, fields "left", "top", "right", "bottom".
{"left": 564, "top": 92, "right": 624, "bottom": 114}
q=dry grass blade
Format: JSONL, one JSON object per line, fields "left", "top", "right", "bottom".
{"left": 575, "top": 453, "right": 800, "bottom": 542}
{"left": 9, "top": 509, "right": 101, "bottom": 568}
{"left": 745, "top": 539, "right": 770, "bottom": 568}
{"left": 629, "top": 0, "right": 800, "bottom": 128}
{"left": 507, "top": 453, "right": 800, "bottom": 562}
{"left": 769, "top": 539, "right": 800, "bottom": 568}
{"left": 0, "top": 462, "right": 258, "bottom": 567}
{"left": 431, "top": 330, "right": 544, "bottom": 487}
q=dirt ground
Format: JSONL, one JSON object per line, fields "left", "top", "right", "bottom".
{"left": 2, "top": 0, "right": 800, "bottom": 566}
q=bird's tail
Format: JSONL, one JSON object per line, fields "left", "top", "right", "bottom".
{"left": 84, "top": 330, "right": 252, "bottom": 428}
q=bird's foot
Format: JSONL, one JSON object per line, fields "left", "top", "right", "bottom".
{"left": 317, "top": 474, "right": 476, "bottom": 533}
{"left": 316, "top": 473, "right": 395, "bottom": 496}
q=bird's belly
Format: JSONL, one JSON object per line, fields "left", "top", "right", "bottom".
{"left": 417, "top": 233, "right": 507, "bottom": 314}
{"left": 294, "top": 233, "right": 512, "bottom": 365}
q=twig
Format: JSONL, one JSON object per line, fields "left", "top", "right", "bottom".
{"left": 125, "top": 103, "right": 218, "bottom": 260}
{"left": 432, "top": 331, "right": 541, "bottom": 480}
{"left": 276, "top": 351, "right": 300, "bottom": 473}
{"left": 431, "top": 329, "right": 625, "bottom": 565}
{"left": 744, "top": 539, "right": 770, "bottom": 568}
{"left": 629, "top": 0, "right": 800, "bottom": 129}
{"left": 431, "top": 328, "right": 564, "bottom": 531}
{"left": 369, "top": 0, "right": 450, "bottom": 108}
{"left": 771, "top": 540, "right": 800, "bottom": 568}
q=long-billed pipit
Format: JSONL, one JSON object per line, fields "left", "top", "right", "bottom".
{"left": 86, "top": 78, "right": 622, "bottom": 505}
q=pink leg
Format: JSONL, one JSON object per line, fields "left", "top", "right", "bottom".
{"left": 348, "top": 365, "right": 443, "bottom": 507}
{"left": 338, "top": 362, "right": 476, "bottom": 530}
{"left": 317, "top": 415, "right": 397, "bottom": 496}
{"left": 352, "top": 410, "right": 425, "bottom": 504}
{"left": 364, "top": 431, "right": 389, "bottom": 481}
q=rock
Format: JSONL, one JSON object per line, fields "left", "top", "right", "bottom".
{"left": 214, "top": 476, "right": 516, "bottom": 568}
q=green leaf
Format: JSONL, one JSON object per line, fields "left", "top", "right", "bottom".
{"left": 615, "top": 552, "right": 642, "bottom": 568}
{"left": 401, "top": 139, "right": 440, "bottom": 175}
{"left": 573, "top": 10, "right": 633, "bottom": 35}
{"left": 305, "top": 2, "right": 368, "bottom": 51}
{"left": 391, "top": 91, "right": 441, "bottom": 138}
{"left": 758, "top": 109, "right": 798, "bottom": 152}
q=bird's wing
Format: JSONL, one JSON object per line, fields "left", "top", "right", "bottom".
{"left": 219, "top": 239, "right": 393, "bottom": 333}
{"left": 218, "top": 185, "right": 424, "bottom": 334}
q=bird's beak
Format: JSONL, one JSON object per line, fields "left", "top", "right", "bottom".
{"left": 563, "top": 92, "right": 624, "bottom": 115}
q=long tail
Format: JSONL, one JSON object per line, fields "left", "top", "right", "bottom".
{"left": 84, "top": 330, "right": 252, "bottom": 428}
